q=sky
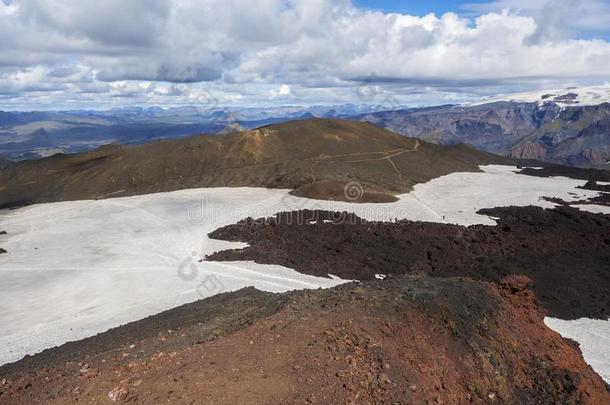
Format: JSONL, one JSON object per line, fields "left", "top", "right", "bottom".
{"left": 356, "top": 0, "right": 489, "bottom": 16}
{"left": 1, "top": 0, "right": 610, "bottom": 111}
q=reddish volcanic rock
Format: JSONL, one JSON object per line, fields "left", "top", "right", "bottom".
{"left": 1, "top": 276, "right": 608, "bottom": 404}
{"left": 499, "top": 275, "right": 533, "bottom": 293}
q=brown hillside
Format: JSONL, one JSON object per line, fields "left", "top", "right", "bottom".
{"left": 0, "top": 119, "right": 510, "bottom": 207}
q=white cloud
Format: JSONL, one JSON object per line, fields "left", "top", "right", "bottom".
{"left": 270, "top": 84, "right": 292, "bottom": 98}
{"left": 0, "top": 0, "right": 609, "bottom": 109}
{"left": 462, "top": 0, "right": 610, "bottom": 40}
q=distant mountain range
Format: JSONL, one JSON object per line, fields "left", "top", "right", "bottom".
{"left": 0, "top": 104, "right": 387, "bottom": 161}
{"left": 357, "top": 86, "right": 610, "bottom": 168}
{"left": 2, "top": 86, "right": 610, "bottom": 168}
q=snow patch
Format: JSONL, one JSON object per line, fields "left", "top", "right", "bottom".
{"left": 573, "top": 205, "right": 610, "bottom": 215}
{"left": 468, "top": 85, "right": 610, "bottom": 108}
{"left": 545, "top": 318, "right": 610, "bottom": 384}
{"left": 404, "top": 165, "right": 602, "bottom": 226}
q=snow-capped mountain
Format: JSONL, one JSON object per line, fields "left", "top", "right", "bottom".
{"left": 470, "top": 85, "right": 610, "bottom": 108}
{"left": 358, "top": 86, "right": 610, "bottom": 167}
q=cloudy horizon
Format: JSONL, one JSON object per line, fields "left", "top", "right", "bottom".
{"left": 1, "top": 0, "right": 610, "bottom": 111}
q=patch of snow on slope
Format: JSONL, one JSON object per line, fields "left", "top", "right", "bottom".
{"left": 0, "top": 188, "right": 349, "bottom": 366}
{"left": 0, "top": 165, "right": 606, "bottom": 366}
{"left": 574, "top": 205, "right": 610, "bottom": 215}
{"left": 404, "top": 165, "right": 601, "bottom": 225}
{"left": 545, "top": 318, "right": 610, "bottom": 384}
{"left": 468, "top": 85, "right": 610, "bottom": 107}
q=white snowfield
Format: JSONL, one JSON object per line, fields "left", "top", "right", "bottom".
{"left": 0, "top": 165, "right": 608, "bottom": 382}
{"left": 545, "top": 318, "right": 610, "bottom": 384}
{"left": 574, "top": 204, "right": 610, "bottom": 215}
{"left": 469, "top": 84, "right": 610, "bottom": 108}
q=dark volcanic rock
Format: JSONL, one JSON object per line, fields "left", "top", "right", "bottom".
{"left": 545, "top": 193, "right": 610, "bottom": 209}
{"left": 580, "top": 180, "right": 610, "bottom": 193}
{"left": 519, "top": 165, "right": 610, "bottom": 182}
{"left": 579, "top": 193, "right": 610, "bottom": 207}
{"left": 553, "top": 93, "right": 579, "bottom": 103}
{"left": 207, "top": 207, "right": 610, "bottom": 320}
{"left": 0, "top": 231, "right": 6, "bottom": 254}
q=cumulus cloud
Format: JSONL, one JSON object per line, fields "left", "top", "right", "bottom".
{"left": 0, "top": 0, "right": 610, "bottom": 109}
{"left": 463, "top": 0, "right": 610, "bottom": 40}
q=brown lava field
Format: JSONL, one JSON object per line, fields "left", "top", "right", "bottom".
{"left": 207, "top": 206, "right": 610, "bottom": 320}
